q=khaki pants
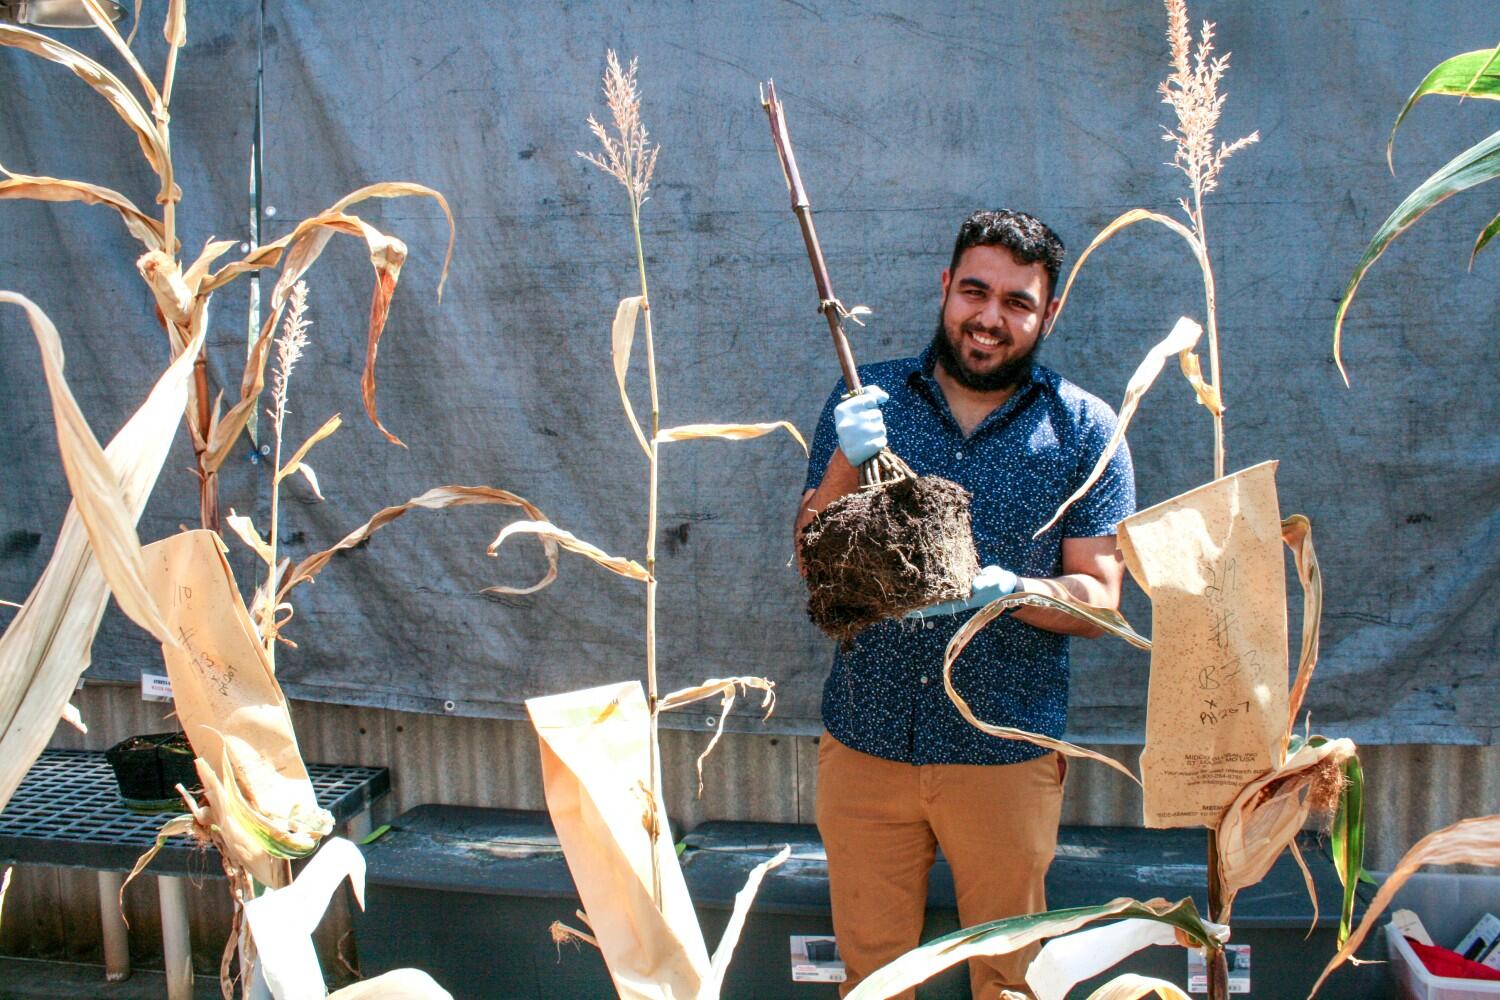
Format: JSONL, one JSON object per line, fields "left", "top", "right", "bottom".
{"left": 816, "top": 733, "right": 1065, "bottom": 1000}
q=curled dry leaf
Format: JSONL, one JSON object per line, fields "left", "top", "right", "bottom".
{"left": 490, "top": 520, "right": 650, "bottom": 583}
{"left": 943, "top": 590, "right": 1147, "bottom": 785}
{"left": 659, "top": 676, "right": 776, "bottom": 796}
{"left": 656, "top": 421, "right": 808, "bottom": 453}
{"left": 0, "top": 305, "right": 201, "bottom": 811}
{"left": 1045, "top": 209, "right": 1210, "bottom": 338}
{"left": 1034, "top": 317, "right": 1204, "bottom": 538}
{"left": 1309, "top": 813, "right": 1500, "bottom": 999}
{"left": 203, "top": 183, "right": 456, "bottom": 471}
{"left": 278, "top": 485, "right": 560, "bottom": 604}
{"left": 0, "top": 171, "right": 166, "bottom": 251}
{"left": 1281, "top": 515, "right": 1322, "bottom": 740}
{"left": 275, "top": 413, "right": 342, "bottom": 484}
{"left": 0, "top": 25, "right": 167, "bottom": 180}
{"left": 225, "top": 509, "right": 274, "bottom": 565}
{"left": 612, "top": 296, "right": 650, "bottom": 457}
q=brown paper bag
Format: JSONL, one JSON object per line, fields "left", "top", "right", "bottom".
{"left": 141, "top": 529, "right": 330, "bottom": 882}
{"left": 1118, "top": 461, "right": 1289, "bottom": 828}
{"left": 528, "top": 682, "right": 786, "bottom": 1000}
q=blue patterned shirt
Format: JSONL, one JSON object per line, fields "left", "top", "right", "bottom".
{"left": 804, "top": 347, "right": 1135, "bottom": 765}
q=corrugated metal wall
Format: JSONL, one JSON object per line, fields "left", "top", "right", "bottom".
{"left": 4, "top": 680, "right": 1497, "bottom": 973}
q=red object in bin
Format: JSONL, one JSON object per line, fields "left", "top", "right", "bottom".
{"left": 1406, "top": 937, "right": 1500, "bottom": 981}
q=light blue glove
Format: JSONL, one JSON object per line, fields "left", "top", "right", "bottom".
{"left": 834, "top": 386, "right": 889, "bottom": 467}
{"left": 906, "top": 565, "right": 1021, "bottom": 619}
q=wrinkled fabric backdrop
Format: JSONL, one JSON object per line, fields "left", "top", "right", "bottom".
{"left": 1, "top": 2, "right": 1495, "bottom": 744}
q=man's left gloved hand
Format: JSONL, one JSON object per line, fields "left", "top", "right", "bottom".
{"left": 906, "top": 565, "right": 1021, "bottom": 619}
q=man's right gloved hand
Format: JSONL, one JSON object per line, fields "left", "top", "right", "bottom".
{"left": 834, "top": 386, "right": 889, "bottom": 467}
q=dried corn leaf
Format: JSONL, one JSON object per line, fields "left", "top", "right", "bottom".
{"left": 205, "top": 210, "right": 416, "bottom": 469}
{"left": 1085, "top": 974, "right": 1191, "bottom": 1000}
{"left": 161, "top": 0, "right": 186, "bottom": 47}
{"left": 0, "top": 171, "right": 166, "bottom": 251}
{"left": 182, "top": 238, "right": 236, "bottom": 293}
{"left": 612, "top": 295, "right": 650, "bottom": 457}
{"left": 659, "top": 676, "right": 776, "bottom": 796}
{"left": 490, "top": 519, "right": 649, "bottom": 583}
{"left": 1309, "top": 813, "right": 1500, "bottom": 999}
{"left": 80, "top": 0, "right": 160, "bottom": 110}
{"left": 291, "top": 464, "right": 324, "bottom": 501}
{"left": 1281, "top": 516, "right": 1322, "bottom": 739}
{"left": 846, "top": 898, "right": 1219, "bottom": 1000}
{"left": 1034, "top": 317, "right": 1204, "bottom": 539}
{"left": 1028, "top": 919, "right": 1183, "bottom": 1000}
{"left": 4, "top": 292, "right": 175, "bottom": 644}
{"left": 1047, "top": 210, "right": 1208, "bottom": 335}
{"left": 0, "top": 26, "right": 167, "bottom": 180}
{"left": 203, "top": 182, "right": 455, "bottom": 296}
{"left": 225, "top": 509, "right": 274, "bottom": 566}
{"left": 326, "top": 182, "right": 455, "bottom": 298}
{"left": 656, "top": 421, "right": 808, "bottom": 453}
{"left": 277, "top": 485, "right": 559, "bottom": 604}
{"left": 1215, "top": 737, "right": 1356, "bottom": 903}
{"left": 275, "top": 413, "right": 341, "bottom": 484}
{"left": 0, "top": 303, "right": 199, "bottom": 811}
{"left": 942, "top": 590, "right": 1146, "bottom": 784}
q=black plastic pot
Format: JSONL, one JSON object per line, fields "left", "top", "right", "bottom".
{"left": 104, "top": 732, "right": 201, "bottom": 810}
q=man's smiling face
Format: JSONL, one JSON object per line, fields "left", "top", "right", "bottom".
{"left": 934, "top": 244, "right": 1058, "bottom": 392}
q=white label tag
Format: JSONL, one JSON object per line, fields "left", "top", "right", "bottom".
{"left": 790, "top": 935, "right": 846, "bottom": 983}
{"left": 141, "top": 671, "right": 174, "bottom": 703}
{"left": 1188, "top": 945, "right": 1250, "bottom": 993}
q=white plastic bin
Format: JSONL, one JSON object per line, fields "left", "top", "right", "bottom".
{"left": 1387, "top": 923, "right": 1500, "bottom": 1000}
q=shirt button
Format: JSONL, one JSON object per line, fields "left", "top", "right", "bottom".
{"left": 955, "top": 451, "right": 963, "bottom": 460}
{"left": 919, "top": 675, "right": 930, "bottom": 685}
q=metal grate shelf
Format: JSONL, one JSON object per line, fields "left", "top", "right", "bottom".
{"left": 0, "top": 749, "right": 388, "bottom": 876}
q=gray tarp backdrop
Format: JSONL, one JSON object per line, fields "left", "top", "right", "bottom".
{"left": 1, "top": 2, "right": 1496, "bottom": 745}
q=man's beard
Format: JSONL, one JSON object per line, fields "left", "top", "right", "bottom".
{"left": 930, "top": 314, "right": 1041, "bottom": 392}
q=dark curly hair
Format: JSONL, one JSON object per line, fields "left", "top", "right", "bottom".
{"left": 948, "top": 209, "right": 1065, "bottom": 299}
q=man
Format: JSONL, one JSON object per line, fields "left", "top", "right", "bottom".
{"left": 796, "top": 209, "right": 1135, "bottom": 1000}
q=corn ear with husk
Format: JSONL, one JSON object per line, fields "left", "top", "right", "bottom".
{"left": 845, "top": 897, "right": 1224, "bottom": 1000}
{"left": 0, "top": 294, "right": 202, "bottom": 811}
{"left": 1213, "top": 735, "right": 1356, "bottom": 915}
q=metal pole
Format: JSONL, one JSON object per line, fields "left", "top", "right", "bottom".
{"left": 96, "top": 870, "right": 130, "bottom": 982}
{"left": 157, "top": 875, "right": 193, "bottom": 1000}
